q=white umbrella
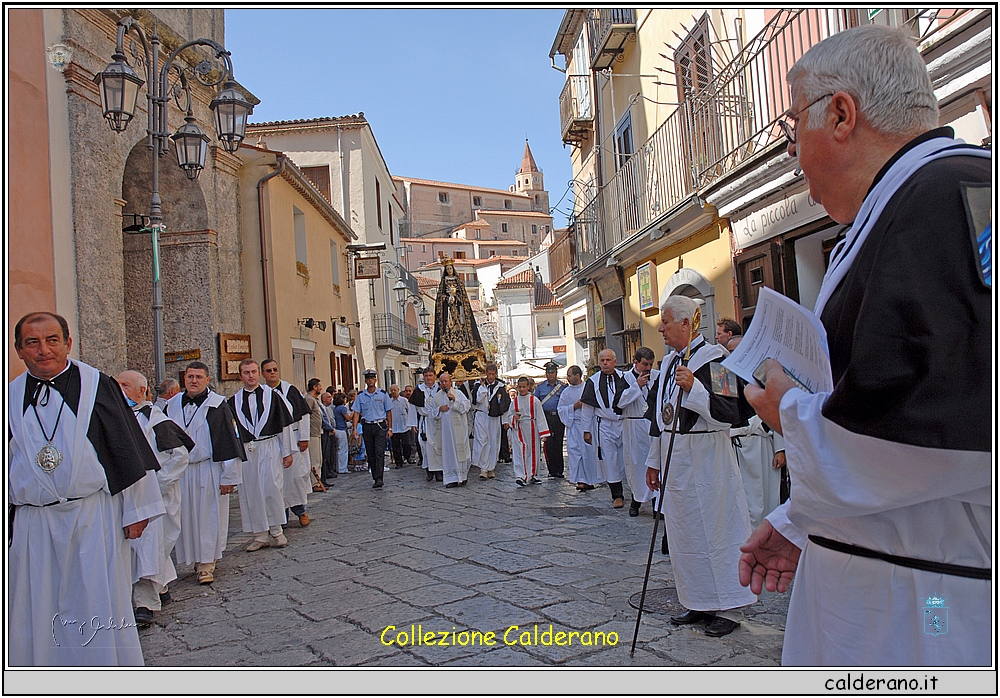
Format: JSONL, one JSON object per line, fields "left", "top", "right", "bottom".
{"left": 501, "top": 359, "right": 569, "bottom": 381}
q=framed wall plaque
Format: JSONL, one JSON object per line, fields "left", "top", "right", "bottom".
{"left": 355, "top": 256, "right": 381, "bottom": 279}
{"left": 219, "top": 333, "right": 252, "bottom": 381}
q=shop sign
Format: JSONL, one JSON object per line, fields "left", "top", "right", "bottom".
{"left": 732, "top": 188, "right": 827, "bottom": 251}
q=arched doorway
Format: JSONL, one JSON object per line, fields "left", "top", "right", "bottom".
{"left": 660, "top": 268, "right": 717, "bottom": 343}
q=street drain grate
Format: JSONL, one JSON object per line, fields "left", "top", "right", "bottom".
{"left": 628, "top": 587, "right": 684, "bottom": 616}
{"left": 542, "top": 506, "right": 604, "bottom": 518}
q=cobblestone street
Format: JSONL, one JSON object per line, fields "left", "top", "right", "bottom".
{"left": 142, "top": 461, "right": 789, "bottom": 667}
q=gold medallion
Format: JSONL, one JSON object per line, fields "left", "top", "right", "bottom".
{"left": 36, "top": 443, "right": 62, "bottom": 473}
{"left": 661, "top": 401, "right": 675, "bottom": 426}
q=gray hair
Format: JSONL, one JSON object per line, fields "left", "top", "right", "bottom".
{"left": 118, "top": 370, "right": 148, "bottom": 390}
{"left": 660, "top": 295, "right": 698, "bottom": 323}
{"left": 788, "top": 25, "right": 938, "bottom": 135}
{"left": 156, "top": 377, "right": 179, "bottom": 396}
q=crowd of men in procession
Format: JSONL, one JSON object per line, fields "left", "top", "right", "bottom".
{"left": 8, "top": 25, "right": 990, "bottom": 668}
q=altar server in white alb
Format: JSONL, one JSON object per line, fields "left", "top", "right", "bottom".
{"left": 261, "top": 359, "right": 312, "bottom": 527}
{"left": 9, "top": 312, "right": 165, "bottom": 666}
{"left": 645, "top": 296, "right": 756, "bottom": 638}
{"left": 580, "top": 349, "right": 628, "bottom": 508}
{"left": 617, "top": 347, "right": 659, "bottom": 517}
{"left": 558, "top": 365, "right": 601, "bottom": 492}
{"left": 430, "top": 371, "right": 472, "bottom": 488}
{"left": 470, "top": 364, "right": 510, "bottom": 480}
{"left": 165, "top": 361, "right": 244, "bottom": 585}
{"left": 230, "top": 359, "right": 296, "bottom": 552}
{"left": 507, "top": 376, "right": 549, "bottom": 487}
{"left": 410, "top": 366, "right": 443, "bottom": 482}
{"left": 117, "top": 370, "right": 194, "bottom": 627}
{"left": 741, "top": 26, "right": 991, "bottom": 666}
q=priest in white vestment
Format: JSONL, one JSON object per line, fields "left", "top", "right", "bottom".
{"left": 261, "top": 360, "right": 312, "bottom": 526}
{"left": 580, "top": 349, "right": 628, "bottom": 508}
{"left": 411, "top": 367, "right": 443, "bottom": 482}
{"left": 118, "top": 370, "right": 194, "bottom": 624}
{"left": 164, "top": 362, "right": 244, "bottom": 585}
{"left": 9, "top": 312, "right": 164, "bottom": 666}
{"left": 430, "top": 372, "right": 472, "bottom": 487}
{"left": 645, "top": 296, "right": 756, "bottom": 638}
{"left": 558, "top": 365, "right": 601, "bottom": 490}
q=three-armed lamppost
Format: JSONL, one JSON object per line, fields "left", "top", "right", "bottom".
{"left": 94, "top": 15, "right": 253, "bottom": 383}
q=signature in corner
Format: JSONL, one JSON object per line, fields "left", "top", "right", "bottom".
{"left": 52, "top": 613, "right": 138, "bottom": 647}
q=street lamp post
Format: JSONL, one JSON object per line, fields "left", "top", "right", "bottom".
{"left": 94, "top": 16, "right": 253, "bottom": 383}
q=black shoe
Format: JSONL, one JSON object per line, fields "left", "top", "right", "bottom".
{"left": 435, "top": 472, "right": 443, "bottom": 482}
{"left": 670, "top": 609, "right": 713, "bottom": 625}
{"left": 530, "top": 477, "right": 541, "bottom": 484}
{"left": 158, "top": 590, "right": 172, "bottom": 605}
{"left": 459, "top": 480, "right": 467, "bottom": 487}
{"left": 704, "top": 617, "right": 740, "bottom": 637}
{"left": 515, "top": 478, "right": 526, "bottom": 487}
{"left": 629, "top": 501, "right": 641, "bottom": 517}
{"left": 322, "top": 481, "right": 335, "bottom": 488}
{"left": 426, "top": 470, "right": 435, "bottom": 481}
{"left": 133, "top": 607, "right": 154, "bottom": 627}
{"left": 373, "top": 479, "right": 383, "bottom": 488}
{"left": 445, "top": 482, "right": 459, "bottom": 488}
{"left": 547, "top": 473, "right": 564, "bottom": 479}
{"left": 660, "top": 533, "right": 669, "bottom": 555}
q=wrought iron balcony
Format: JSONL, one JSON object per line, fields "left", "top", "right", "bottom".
{"left": 547, "top": 230, "right": 575, "bottom": 290}
{"left": 587, "top": 9, "right": 637, "bottom": 70}
{"left": 374, "top": 312, "right": 419, "bottom": 355}
{"left": 559, "top": 74, "right": 594, "bottom": 145}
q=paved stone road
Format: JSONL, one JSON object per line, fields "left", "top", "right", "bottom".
{"left": 142, "top": 460, "right": 789, "bottom": 667}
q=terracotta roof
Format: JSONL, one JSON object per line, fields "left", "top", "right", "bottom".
{"left": 248, "top": 114, "right": 368, "bottom": 129}
{"left": 535, "top": 282, "right": 563, "bottom": 310}
{"left": 494, "top": 270, "right": 535, "bottom": 289}
{"left": 519, "top": 140, "right": 540, "bottom": 174}
{"left": 455, "top": 219, "right": 490, "bottom": 229}
{"left": 393, "top": 175, "right": 530, "bottom": 198}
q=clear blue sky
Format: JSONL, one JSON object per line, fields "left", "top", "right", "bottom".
{"left": 226, "top": 9, "right": 574, "bottom": 227}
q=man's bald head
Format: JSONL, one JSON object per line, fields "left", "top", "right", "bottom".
{"left": 117, "top": 370, "right": 149, "bottom": 403}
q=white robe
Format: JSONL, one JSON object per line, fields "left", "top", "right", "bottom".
{"left": 471, "top": 381, "right": 504, "bottom": 473}
{"left": 582, "top": 373, "right": 625, "bottom": 484}
{"left": 415, "top": 383, "right": 442, "bottom": 472}
{"left": 167, "top": 391, "right": 242, "bottom": 566}
{"left": 507, "top": 394, "right": 549, "bottom": 481}
{"left": 277, "top": 380, "right": 311, "bottom": 509}
{"left": 558, "top": 382, "right": 601, "bottom": 486}
{"left": 769, "top": 390, "right": 991, "bottom": 666}
{"left": 131, "top": 404, "right": 190, "bottom": 589}
{"left": 430, "top": 388, "right": 472, "bottom": 485}
{"left": 731, "top": 416, "right": 782, "bottom": 531}
{"left": 618, "top": 367, "right": 659, "bottom": 503}
{"left": 645, "top": 342, "right": 756, "bottom": 613}
{"left": 8, "top": 362, "right": 164, "bottom": 666}
{"left": 233, "top": 387, "right": 295, "bottom": 533}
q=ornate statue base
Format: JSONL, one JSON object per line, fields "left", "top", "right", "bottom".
{"left": 432, "top": 349, "right": 489, "bottom": 380}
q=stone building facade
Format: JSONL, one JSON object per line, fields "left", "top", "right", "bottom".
{"left": 9, "top": 8, "right": 258, "bottom": 392}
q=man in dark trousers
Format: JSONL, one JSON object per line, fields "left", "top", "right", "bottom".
{"left": 352, "top": 369, "right": 394, "bottom": 488}
{"left": 534, "top": 361, "right": 565, "bottom": 478}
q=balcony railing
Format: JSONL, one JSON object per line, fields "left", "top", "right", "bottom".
{"left": 559, "top": 74, "right": 594, "bottom": 145}
{"left": 548, "top": 231, "right": 575, "bottom": 289}
{"left": 374, "top": 312, "right": 419, "bottom": 355}
{"left": 587, "top": 9, "right": 637, "bottom": 70}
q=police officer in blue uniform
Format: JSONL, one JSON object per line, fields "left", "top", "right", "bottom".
{"left": 534, "top": 361, "right": 565, "bottom": 478}
{"left": 351, "top": 369, "right": 394, "bottom": 488}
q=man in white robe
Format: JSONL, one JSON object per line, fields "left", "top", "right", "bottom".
{"left": 164, "top": 361, "right": 244, "bottom": 585}
{"left": 470, "top": 364, "right": 509, "bottom": 480}
{"left": 430, "top": 371, "right": 472, "bottom": 487}
{"left": 117, "top": 370, "right": 193, "bottom": 626}
{"left": 581, "top": 349, "right": 627, "bottom": 508}
{"left": 507, "top": 376, "right": 549, "bottom": 486}
{"left": 558, "top": 365, "right": 600, "bottom": 491}
{"left": 9, "top": 312, "right": 164, "bottom": 666}
{"left": 411, "top": 367, "right": 442, "bottom": 482}
{"left": 617, "top": 347, "right": 659, "bottom": 516}
{"left": 261, "top": 359, "right": 312, "bottom": 527}
{"left": 740, "top": 26, "right": 991, "bottom": 666}
{"left": 645, "top": 296, "right": 756, "bottom": 638}
{"left": 230, "top": 359, "right": 295, "bottom": 551}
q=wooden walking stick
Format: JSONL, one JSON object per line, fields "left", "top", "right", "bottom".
{"left": 630, "top": 307, "right": 700, "bottom": 658}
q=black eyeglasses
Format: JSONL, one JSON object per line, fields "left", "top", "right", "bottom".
{"left": 777, "top": 93, "right": 834, "bottom": 144}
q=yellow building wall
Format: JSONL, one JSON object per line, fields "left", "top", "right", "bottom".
{"left": 622, "top": 219, "right": 735, "bottom": 362}
{"left": 258, "top": 175, "right": 358, "bottom": 390}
